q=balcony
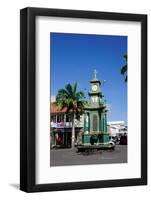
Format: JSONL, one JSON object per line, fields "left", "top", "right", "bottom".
{"left": 51, "top": 121, "right": 84, "bottom": 128}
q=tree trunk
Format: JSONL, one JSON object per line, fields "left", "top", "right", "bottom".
{"left": 71, "top": 112, "right": 75, "bottom": 149}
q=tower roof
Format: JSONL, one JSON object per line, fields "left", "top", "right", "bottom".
{"left": 90, "top": 69, "right": 101, "bottom": 84}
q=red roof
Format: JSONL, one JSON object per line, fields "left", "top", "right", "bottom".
{"left": 51, "top": 103, "right": 68, "bottom": 113}
{"left": 50, "top": 103, "right": 81, "bottom": 113}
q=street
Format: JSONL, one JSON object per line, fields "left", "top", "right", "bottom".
{"left": 50, "top": 145, "right": 127, "bottom": 167}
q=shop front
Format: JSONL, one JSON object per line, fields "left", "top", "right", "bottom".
{"left": 51, "top": 127, "right": 82, "bottom": 148}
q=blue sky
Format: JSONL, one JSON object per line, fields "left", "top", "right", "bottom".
{"left": 50, "top": 33, "right": 127, "bottom": 123}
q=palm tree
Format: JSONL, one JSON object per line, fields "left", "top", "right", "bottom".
{"left": 55, "top": 81, "right": 85, "bottom": 148}
{"left": 121, "top": 54, "right": 127, "bottom": 82}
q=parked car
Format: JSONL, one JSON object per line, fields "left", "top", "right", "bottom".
{"left": 120, "top": 135, "right": 127, "bottom": 145}
{"left": 108, "top": 140, "right": 116, "bottom": 150}
{"left": 109, "top": 136, "right": 119, "bottom": 144}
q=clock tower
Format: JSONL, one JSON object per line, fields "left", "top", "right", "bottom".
{"left": 89, "top": 69, "right": 103, "bottom": 107}
{"left": 82, "top": 70, "right": 109, "bottom": 145}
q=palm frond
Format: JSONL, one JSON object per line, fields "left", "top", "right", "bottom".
{"left": 76, "top": 91, "right": 85, "bottom": 100}
{"left": 56, "top": 89, "right": 69, "bottom": 100}
{"left": 73, "top": 81, "right": 77, "bottom": 94}
{"left": 121, "top": 65, "right": 127, "bottom": 75}
{"left": 65, "top": 83, "right": 73, "bottom": 97}
{"left": 123, "top": 54, "right": 127, "bottom": 61}
{"left": 120, "top": 54, "right": 128, "bottom": 83}
{"left": 55, "top": 100, "right": 67, "bottom": 111}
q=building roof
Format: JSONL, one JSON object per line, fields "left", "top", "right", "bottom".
{"left": 51, "top": 103, "right": 68, "bottom": 113}
{"left": 51, "top": 103, "right": 80, "bottom": 114}
{"left": 107, "top": 121, "right": 125, "bottom": 125}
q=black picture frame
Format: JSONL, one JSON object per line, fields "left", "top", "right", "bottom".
{"left": 20, "top": 7, "right": 147, "bottom": 192}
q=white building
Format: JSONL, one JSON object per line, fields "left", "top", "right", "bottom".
{"left": 107, "top": 121, "right": 127, "bottom": 137}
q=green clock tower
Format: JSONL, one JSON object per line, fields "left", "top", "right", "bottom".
{"left": 82, "top": 70, "right": 109, "bottom": 145}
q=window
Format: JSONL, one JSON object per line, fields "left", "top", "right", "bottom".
{"left": 93, "top": 114, "right": 97, "bottom": 131}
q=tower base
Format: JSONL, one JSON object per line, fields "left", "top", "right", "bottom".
{"left": 82, "top": 133, "right": 109, "bottom": 145}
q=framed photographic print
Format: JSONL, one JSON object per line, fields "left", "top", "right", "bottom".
{"left": 20, "top": 7, "right": 147, "bottom": 192}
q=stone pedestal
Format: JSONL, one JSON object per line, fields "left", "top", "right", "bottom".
{"left": 82, "top": 132, "right": 109, "bottom": 145}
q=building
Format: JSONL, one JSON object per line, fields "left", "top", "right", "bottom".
{"left": 50, "top": 70, "right": 109, "bottom": 148}
{"left": 50, "top": 105, "right": 84, "bottom": 147}
{"left": 107, "top": 121, "right": 127, "bottom": 137}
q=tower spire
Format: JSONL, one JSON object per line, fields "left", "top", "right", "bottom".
{"left": 93, "top": 69, "right": 98, "bottom": 79}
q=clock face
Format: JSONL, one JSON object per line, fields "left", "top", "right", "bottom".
{"left": 92, "top": 84, "right": 98, "bottom": 91}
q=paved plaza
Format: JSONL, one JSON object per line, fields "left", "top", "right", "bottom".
{"left": 50, "top": 145, "right": 127, "bottom": 167}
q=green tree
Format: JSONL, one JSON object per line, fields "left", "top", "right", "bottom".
{"left": 56, "top": 81, "right": 85, "bottom": 148}
{"left": 121, "top": 54, "right": 127, "bottom": 82}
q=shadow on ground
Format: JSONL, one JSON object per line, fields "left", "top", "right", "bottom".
{"left": 9, "top": 183, "right": 19, "bottom": 190}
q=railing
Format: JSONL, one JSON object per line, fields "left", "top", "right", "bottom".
{"left": 51, "top": 121, "right": 84, "bottom": 128}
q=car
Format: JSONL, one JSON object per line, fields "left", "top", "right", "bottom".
{"left": 109, "top": 136, "right": 118, "bottom": 144}
{"left": 120, "top": 135, "right": 127, "bottom": 145}
{"left": 108, "top": 141, "right": 116, "bottom": 150}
